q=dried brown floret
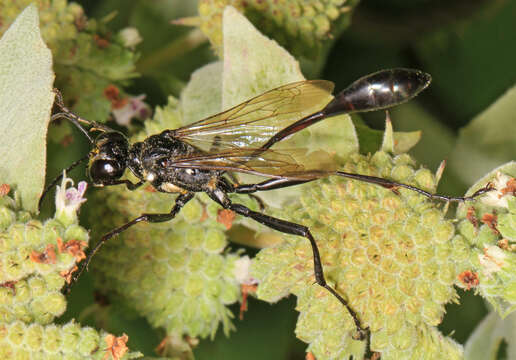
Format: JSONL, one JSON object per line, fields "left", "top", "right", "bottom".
{"left": 458, "top": 270, "right": 479, "bottom": 290}
{"left": 481, "top": 213, "right": 500, "bottom": 235}
{"left": 0, "top": 184, "right": 10, "bottom": 196}
{"left": 30, "top": 244, "right": 57, "bottom": 264}
{"left": 103, "top": 333, "right": 129, "bottom": 360}
{"left": 217, "top": 209, "right": 236, "bottom": 230}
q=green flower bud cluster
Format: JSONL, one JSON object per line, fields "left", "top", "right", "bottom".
{"left": 498, "top": 197, "right": 516, "bottom": 241}
{"left": 0, "top": 185, "right": 141, "bottom": 358}
{"left": 455, "top": 172, "right": 516, "bottom": 317}
{"left": 0, "top": 320, "right": 141, "bottom": 359}
{"left": 252, "top": 151, "right": 466, "bottom": 359}
{"left": 196, "top": 0, "right": 360, "bottom": 57}
{"left": 0, "top": 0, "right": 138, "bottom": 121}
{"left": 0, "top": 0, "right": 81, "bottom": 43}
{"left": 89, "top": 99, "right": 249, "bottom": 343}
{"left": 0, "top": 188, "right": 88, "bottom": 325}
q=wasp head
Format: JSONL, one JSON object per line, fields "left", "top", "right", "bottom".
{"left": 89, "top": 132, "right": 129, "bottom": 185}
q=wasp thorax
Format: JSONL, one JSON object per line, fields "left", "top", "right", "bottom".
{"left": 89, "top": 132, "right": 129, "bottom": 184}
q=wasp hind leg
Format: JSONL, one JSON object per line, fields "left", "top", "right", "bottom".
{"left": 208, "top": 185, "right": 369, "bottom": 342}
{"left": 228, "top": 203, "right": 368, "bottom": 340}
{"left": 335, "top": 171, "right": 494, "bottom": 202}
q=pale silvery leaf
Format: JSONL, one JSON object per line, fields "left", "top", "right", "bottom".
{"left": 465, "top": 311, "right": 516, "bottom": 360}
{"left": 0, "top": 5, "right": 54, "bottom": 212}
{"left": 180, "top": 61, "right": 223, "bottom": 125}
{"left": 449, "top": 84, "right": 516, "bottom": 185}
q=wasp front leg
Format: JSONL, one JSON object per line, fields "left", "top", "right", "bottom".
{"left": 98, "top": 179, "right": 144, "bottom": 190}
{"left": 64, "top": 192, "right": 194, "bottom": 293}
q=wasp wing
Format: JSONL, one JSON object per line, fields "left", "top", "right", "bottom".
{"left": 166, "top": 147, "right": 336, "bottom": 180}
{"left": 173, "top": 80, "right": 334, "bottom": 151}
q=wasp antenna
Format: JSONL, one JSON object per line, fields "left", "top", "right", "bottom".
{"left": 52, "top": 89, "right": 79, "bottom": 120}
{"left": 51, "top": 89, "right": 115, "bottom": 143}
{"left": 51, "top": 112, "right": 94, "bottom": 144}
{"left": 53, "top": 88, "right": 65, "bottom": 107}
{"left": 52, "top": 89, "right": 96, "bottom": 143}
{"left": 323, "top": 68, "right": 432, "bottom": 117}
{"left": 38, "top": 155, "right": 90, "bottom": 212}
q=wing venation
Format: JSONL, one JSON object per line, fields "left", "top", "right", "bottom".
{"left": 174, "top": 80, "right": 334, "bottom": 151}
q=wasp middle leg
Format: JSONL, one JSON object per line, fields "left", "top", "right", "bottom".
{"left": 233, "top": 178, "right": 312, "bottom": 193}
{"left": 233, "top": 173, "right": 492, "bottom": 203}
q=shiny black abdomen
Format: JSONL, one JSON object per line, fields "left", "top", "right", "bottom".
{"left": 323, "top": 68, "right": 431, "bottom": 116}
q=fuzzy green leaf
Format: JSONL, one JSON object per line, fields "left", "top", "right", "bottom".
{"left": 381, "top": 116, "right": 421, "bottom": 155}
{"left": 221, "top": 6, "right": 305, "bottom": 109}
{"left": 0, "top": 5, "right": 54, "bottom": 212}
{"left": 355, "top": 119, "right": 421, "bottom": 156}
{"left": 464, "top": 311, "right": 516, "bottom": 360}
{"left": 180, "top": 61, "right": 223, "bottom": 125}
{"left": 221, "top": 6, "right": 358, "bottom": 157}
{"left": 449, "top": 84, "right": 516, "bottom": 185}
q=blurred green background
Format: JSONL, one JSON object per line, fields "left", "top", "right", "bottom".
{"left": 46, "top": 0, "right": 516, "bottom": 359}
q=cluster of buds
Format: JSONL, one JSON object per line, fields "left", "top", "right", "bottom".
{"left": 0, "top": 177, "right": 140, "bottom": 358}
{"left": 178, "top": 0, "right": 359, "bottom": 58}
{"left": 252, "top": 149, "right": 469, "bottom": 359}
{"left": 0, "top": 177, "right": 87, "bottom": 325}
{"left": 0, "top": 321, "right": 139, "bottom": 359}
{"left": 455, "top": 170, "right": 516, "bottom": 316}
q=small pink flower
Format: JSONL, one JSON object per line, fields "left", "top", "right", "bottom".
{"left": 55, "top": 171, "right": 87, "bottom": 221}
{"left": 112, "top": 95, "right": 151, "bottom": 126}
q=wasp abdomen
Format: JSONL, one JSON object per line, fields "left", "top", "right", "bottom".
{"left": 323, "top": 68, "right": 431, "bottom": 116}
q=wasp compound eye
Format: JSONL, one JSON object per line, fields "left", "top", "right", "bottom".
{"left": 89, "top": 159, "right": 125, "bottom": 183}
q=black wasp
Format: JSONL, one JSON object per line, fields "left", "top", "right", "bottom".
{"left": 42, "top": 68, "right": 490, "bottom": 340}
